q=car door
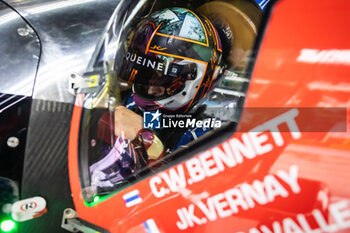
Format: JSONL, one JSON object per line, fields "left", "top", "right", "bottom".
{"left": 68, "top": 0, "right": 350, "bottom": 232}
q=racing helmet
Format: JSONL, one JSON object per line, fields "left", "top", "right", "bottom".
{"left": 118, "top": 7, "right": 223, "bottom": 112}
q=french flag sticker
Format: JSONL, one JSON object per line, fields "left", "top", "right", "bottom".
{"left": 123, "top": 190, "right": 142, "bottom": 208}
{"left": 143, "top": 219, "right": 160, "bottom": 233}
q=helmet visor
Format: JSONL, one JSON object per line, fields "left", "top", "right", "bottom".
{"left": 120, "top": 50, "right": 197, "bottom": 100}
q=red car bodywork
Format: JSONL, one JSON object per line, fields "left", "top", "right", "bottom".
{"left": 69, "top": 0, "right": 350, "bottom": 232}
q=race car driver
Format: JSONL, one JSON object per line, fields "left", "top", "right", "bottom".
{"left": 90, "top": 7, "right": 224, "bottom": 189}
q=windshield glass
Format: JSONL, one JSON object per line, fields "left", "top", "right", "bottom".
{"left": 75, "top": 0, "right": 262, "bottom": 203}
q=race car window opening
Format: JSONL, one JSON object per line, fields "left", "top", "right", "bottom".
{"left": 77, "top": 70, "right": 249, "bottom": 205}
{"left": 75, "top": 0, "right": 263, "bottom": 205}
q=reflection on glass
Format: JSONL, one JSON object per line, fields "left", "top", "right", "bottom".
{"left": 76, "top": 4, "right": 256, "bottom": 203}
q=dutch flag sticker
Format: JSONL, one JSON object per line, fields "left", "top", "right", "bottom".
{"left": 143, "top": 219, "right": 160, "bottom": 233}
{"left": 123, "top": 190, "right": 142, "bottom": 208}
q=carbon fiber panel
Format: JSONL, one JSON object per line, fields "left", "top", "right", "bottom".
{"left": 21, "top": 99, "right": 73, "bottom": 233}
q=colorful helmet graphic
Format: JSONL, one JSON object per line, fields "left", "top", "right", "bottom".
{"left": 119, "top": 7, "right": 223, "bottom": 112}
